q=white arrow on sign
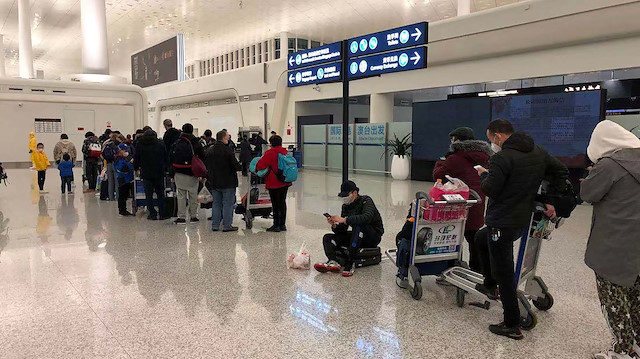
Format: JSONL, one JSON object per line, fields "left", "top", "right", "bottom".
{"left": 412, "top": 28, "right": 422, "bottom": 42}
{"left": 410, "top": 51, "right": 421, "bottom": 65}
{"left": 289, "top": 74, "right": 295, "bottom": 84}
{"left": 289, "top": 56, "right": 295, "bottom": 66}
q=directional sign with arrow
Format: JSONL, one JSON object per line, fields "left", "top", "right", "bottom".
{"left": 347, "top": 22, "right": 428, "bottom": 58}
{"left": 287, "top": 61, "right": 342, "bottom": 87}
{"left": 287, "top": 41, "right": 342, "bottom": 71}
{"left": 347, "top": 47, "right": 427, "bottom": 80}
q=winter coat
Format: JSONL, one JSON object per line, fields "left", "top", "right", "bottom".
{"left": 239, "top": 140, "right": 252, "bottom": 163}
{"left": 29, "top": 132, "right": 37, "bottom": 153}
{"left": 481, "top": 131, "right": 568, "bottom": 229}
{"left": 53, "top": 139, "right": 78, "bottom": 163}
{"left": 163, "top": 128, "right": 181, "bottom": 152}
{"left": 204, "top": 142, "right": 242, "bottom": 189}
{"left": 256, "top": 146, "right": 291, "bottom": 189}
{"left": 581, "top": 120, "right": 640, "bottom": 288}
{"left": 169, "top": 133, "right": 204, "bottom": 177}
{"left": 134, "top": 133, "right": 167, "bottom": 180}
{"left": 433, "top": 140, "right": 491, "bottom": 231}
{"left": 333, "top": 195, "right": 384, "bottom": 238}
{"left": 114, "top": 156, "right": 134, "bottom": 184}
{"left": 32, "top": 151, "right": 50, "bottom": 171}
{"left": 81, "top": 137, "right": 101, "bottom": 164}
{"left": 58, "top": 160, "right": 74, "bottom": 178}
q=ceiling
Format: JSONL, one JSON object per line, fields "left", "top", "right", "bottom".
{"left": 0, "top": 0, "right": 521, "bottom": 80}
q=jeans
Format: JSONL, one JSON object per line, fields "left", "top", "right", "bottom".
{"left": 476, "top": 226, "right": 525, "bottom": 328}
{"left": 323, "top": 226, "right": 381, "bottom": 270}
{"left": 106, "top": 162, "right": 118, "bottom": 201}
{"left": 174, "top": 173, "right": 199, "bottom": 219}
{"left": 85, "top": 161, "right": 99, "bottom": 190}
{"left": 143, "top": 178, "right": 166, "bottom": 218}
{"left": 61, "top": 176, "right": 72, "bottom": 193}
{"left": 37, "top": 170, "right": 46, "bottom": 191}
{"left": 118, "top": 182, "right": 132, "bottom": 214}
{"left": 268, "top": 186, "right": 289, "bottom": 227}
{"left": 211, "top": 188, "right": 236, "bottom": 230}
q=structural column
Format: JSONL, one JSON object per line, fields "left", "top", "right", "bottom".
{"left": 18, "top": 0, "right": 34, "bottom": 79}
{"left": 457, "top": 0, "right": 471, "bottom": 16}
{"left": 0, "top": 35, "right": 6, "bottom": 77}
{"left": 280, "top": 32, "right": 290, "bottom": 58}
{"left": 370, "top": 93, "right": 394, "bottom": 123}
{"left": 81, "top": 0, "right": 110, "bottom": 74}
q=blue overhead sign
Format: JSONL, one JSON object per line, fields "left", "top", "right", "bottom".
{"left": 288, "top": 42, "right": 342, "bottom": 70}
{"left": 347, "top": 47, "right": 427, "bottom": 80}
{"left": 287, "top": 62, "right": 342, "bottom": 87}
{"left": 347, "top": 22, "right": 427, "bottom": 58}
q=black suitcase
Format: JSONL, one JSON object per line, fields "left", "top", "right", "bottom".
{"left": 100, "top": 180, "right": 110, "bottom": 200}
{"left": 337, "top": 247, "right": 382, "bottom": 268}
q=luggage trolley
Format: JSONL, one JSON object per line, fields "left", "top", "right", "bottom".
{"left": 386, "top": 191, "right": 481, "bottom": 302}
{"left": 442, "top": 202, "right": 560, "bottom": 330}
{"left": 237, "top": 172, "right": 272, "bottom": 229}
{"left": 132, "top": 177, "right": 176, "bottom": 216}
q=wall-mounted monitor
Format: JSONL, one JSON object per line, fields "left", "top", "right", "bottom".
{"left": 131, "top": 34, "right": 185, "bottom": 88}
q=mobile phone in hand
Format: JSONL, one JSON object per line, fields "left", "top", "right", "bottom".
{"left": 323, "top": 213, "right": 331, "bottom": 218}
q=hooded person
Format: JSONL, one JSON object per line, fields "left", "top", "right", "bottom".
{"left": 53, "top": 134, "right": 78, "bottom": 164}
{"left": 581, "top": 120, "right": 640, "bottom": 359}
{"left": 29, "top": 132, "right": 38, "bottom": 168}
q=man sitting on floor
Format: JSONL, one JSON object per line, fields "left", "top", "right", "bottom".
{"left": 314, "top": 181, "right": 384, "bottom": 277}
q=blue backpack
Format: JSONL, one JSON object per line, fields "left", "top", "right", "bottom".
{"left": 277, "top": 154, "right": 298, "bottom": 183}
{"left": 249, "top": 157, "right": 268, "bottom": 177}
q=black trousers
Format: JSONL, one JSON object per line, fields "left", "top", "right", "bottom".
{"left": 86, "top": 161, "right": 99, "bottom": 190}
{"left": 268, "top": 186, "right": 289, "bottom": 227}
{"left": 323, "top": 226, "right": 381, "bottom": 269}
{"left": 241, "top": 162, "right": 248, "bottom": 177}
{"left": 464, "top": 229, "right": 480, "bottom": 272}
{"left": 118, "top": 182, "right": 132, "bottom": 214}
{"left": 143, "top": 178, "right": 165, "bottom": 217}
{"left": 37, "top": 170, "right": 46, "bottom": 191}
{"left": 61, "top": 176, "right": 72, "bottom": 193}
{"left": 476, "top": 226, "right": 525, "bottom": 328}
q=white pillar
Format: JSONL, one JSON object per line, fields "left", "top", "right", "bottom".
{"left": 457, "top": 0, "right": 471, "bottom": 16}
{"left": 18, "top": 0, "right": 34, "bottom": 79}
{"left": 280, "top": 32, "right": 289, "bottom": 58}
{"left": 81, "top": 0, "right": 109, "bottom": 74}
{"left": 370, "top": 93, "right": 394, "bottom": 124}
{"left": 194, "top": 60, "right": 202, "bottom": 78}
{"left": 0, "top": 35, "right": 6, "bottom": 77}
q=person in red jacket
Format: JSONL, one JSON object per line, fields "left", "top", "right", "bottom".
{"left": 256, "top": 135, "right": 291, "bottom": 232}
{"left": 432, "top": 127, "right": 491, "bottom": 272}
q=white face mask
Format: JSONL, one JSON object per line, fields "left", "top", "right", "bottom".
{"left": 491, "top": 143, "right": 501, "bottom": 153}
{"left": 343, "top": 195, "right": 354, "bottom": 205}
{"left": 123, "top": 152, "right": 129, "bottom": 157}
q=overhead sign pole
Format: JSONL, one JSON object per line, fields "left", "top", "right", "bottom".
{"left": 341, "top": 40, "right": 350, "bottom": 183}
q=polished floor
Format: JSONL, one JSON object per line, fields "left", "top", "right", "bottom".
{"left": 0, "top": 168, "right": 610, "bottom": 358}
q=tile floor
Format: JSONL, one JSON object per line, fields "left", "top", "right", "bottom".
{"left": 0, "top": 168, "right": 610, "bottom": 358}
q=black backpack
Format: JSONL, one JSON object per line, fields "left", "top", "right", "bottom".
{"left": 540, "top": 180, "right": 578, "bottom": 219}
{"left": 170, "top": 138, "right": 193, "bottom": 167}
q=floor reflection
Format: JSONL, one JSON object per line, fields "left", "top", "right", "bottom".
{"left": 0, "top": 211, "right": 9, "bottom": 262}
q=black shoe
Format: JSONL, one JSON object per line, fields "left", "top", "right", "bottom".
{"left": 174, "top": 218, "right": 187, "bottom": 224}
{"left": 223, "top": 226, "right": 239, "bottom": 232}
{"left": 119, "top": 211, "right": 133, "bottom": 217}
{"left": 266, "top": 225, "right": 281, "bottom": 232}
{"left": 280, "top": 225, "right": 287, "bottom": 231}
{"left": 475, "top": 283, "right": 499, "bottom": 300}
{"left": 489, "top": 322, "right": 523, "bottom": 340}
{"left": 207, "top": 217, "right": 212, "bottom": 221}
{"left": 190, "top": 217, "right": 200, "bottom": 223}
{"left": 147, "top": 214, "right": 158, "bottom": 220}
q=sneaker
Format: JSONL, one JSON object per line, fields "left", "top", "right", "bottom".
{"left": 396, "top": 275, "right": 409, "bottom": 289}
{"left": 39, "top": 190, "right": 48, "bottom": 194}
{"left": 207, "top": 217, "right": 213, "bottom": 221}
{"left": 476, "top": 283, "right": 499, "bottom": 300}
{"left": 266, "top": 225, "right": 281, "bottom": 232}
{"left": 223, "top": 227, "right": 239, "bottom": 232}
{"left": 280, "top": 225, "right": 287, "bottom": 231}
{"left": 314, "top": 260, "right": 341, "bottom": 273}
{"left": 147, "top": 214, "right": 158, "bottom": 220}
{"left": 190, "top": 217, "right": 200, "bottom": 223}
{"left": 594, "top": 350, "right": 636, "bottom": 359}
{"left": 68, "top": 191, "right": 73, "bottom": 195}
{"left": 435, "top": 276, "right": 452, "bottom": 286}
{"left": 314, "top": 262, "right": 329, "bottom": 273}
{"left": 342, "top": 268, "right": 355, "bottom": 277}
{"left": 489, "top": 322, "right": 523, "bottom": 340}
{"left": 119, "top": 211, "right": 133, "bottom": 217}
{"left": 174, "top": 218, "right": 187, "bottom": 224}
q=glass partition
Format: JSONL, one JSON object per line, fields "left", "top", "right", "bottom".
{"left": 327, "top": 125, "right": 354, "bottom": 170}
{"left": 302, "top": 125, "right": 326, "bottom": 169}
{"left": 354, "top": 124, "right": 387, "bottom": 173}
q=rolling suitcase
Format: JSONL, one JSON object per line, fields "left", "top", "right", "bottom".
{"left": 336, "top": 246, "right": 382, "bottom": 268}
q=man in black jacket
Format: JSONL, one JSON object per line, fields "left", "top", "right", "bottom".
{"left": 162, "top": 119, "right": 181, "bottom": 153}
{"left": 475, "top": 119, "right": 568, "bottom": 340}
{"left": 239, "top": 135, "right": 252, "bottom": 176}
{"left": 134, "top": 130, "right": 169, "bottom": 220}
{"left": 169, "top": 123, "right": 204, "bottom": 224}
{"left": 205, "top": 130, "right": 242, "bottom": 232}
{"left": 314, "top": 181, "right": 384, "bottom": 277}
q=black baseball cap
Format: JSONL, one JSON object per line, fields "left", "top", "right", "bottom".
{"left": 449, "top": 127, "right": 474, "bottom": 141}
{"left": 338, "top": 180, "right": 359, "bottom": 197}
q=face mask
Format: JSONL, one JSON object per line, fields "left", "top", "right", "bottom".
{"left": 37, "top": 148, "right": 44, "bottom": 152}
{"left": 343, "top": 196, "right": 354, "bottom": 205}
{"left": 123, "top": 152, "right": 129, "bottom": 157}
{"left": 491, "top": 143, "right": 501, "bottom": 153}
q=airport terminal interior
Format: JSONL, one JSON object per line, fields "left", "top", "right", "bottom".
{"left": 1, "top": 0, "right": 640, "bottom": 358}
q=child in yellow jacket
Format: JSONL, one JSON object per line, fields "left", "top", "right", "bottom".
{"left": 32, "top": 142, "right": 50, "bottom": 193}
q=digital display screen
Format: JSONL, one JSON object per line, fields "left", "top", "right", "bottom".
{"left": 131, "top": 36, "right": 179, "bottom": 88}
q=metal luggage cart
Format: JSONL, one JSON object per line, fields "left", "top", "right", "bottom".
{"left": 441, "top": 203, "right": 560, "bottom": 330}
{"left": 386, "top": 191, "right": 481, "bottom": 302}
{"left": 239, "top": 172, "right": 272, "bottom": 229}
{"left": 132, "top": 177, "right": 175, "bottom": 214}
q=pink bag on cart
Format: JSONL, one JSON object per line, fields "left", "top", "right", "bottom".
{"left": 425, "top": 176, "right": 470, "bottom": 221}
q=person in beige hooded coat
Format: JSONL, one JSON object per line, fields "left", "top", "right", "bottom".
{"left": 53, "top": 134, "right": 78, "bottom": 164}
{"left": 581, "top": 120, "right": 640, "bottom": 359}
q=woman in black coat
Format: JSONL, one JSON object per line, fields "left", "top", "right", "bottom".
{"left": 239, "top": 136, "right": 252, "bottom": 177}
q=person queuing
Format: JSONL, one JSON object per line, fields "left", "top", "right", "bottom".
{"left": 201, "top": 129, "right": 215, "bottom": 150}
{"left": 256, "top": 135, "right": 290, "bottom": 232}
{"left": 169, "top": 123, "right": 204, "bottom": 224}
{"left": 134, "top": 129, "right": 169, "bottom": 221}
{"left": 239, "top": 135, "right": 252, "bottom": 177}
{"left": 53, "top": 134, "right": 78, "bottom": 187}
{"left": 205, "top": 130, "right": 242, "bottom": 232}
{"left": 580, "top": 120, "right": 640, "bottom": 359}
{"left": 114, "top": 143, "right": 134, "bottom": 216}
{"left": 475, "top": 119, "right": 568, "bottom": 340}
{"left": 433, "top": 127, "right": 491, "bottom": 273}
{"left": 82, "top": 132, "right": 101, "bottom": 193}
{"left": 314, "top": 181, "right": 384, "bottom": 277}
{"left": 101, "top": 133, "right": 121, "bottom": 201}
{"left": 163, "top": 119, "right": 181, "bottom": 153}
{"left": 58, "top": 154, "right": 75, "bottom": 195}
{"left": 253, "top": 131, "right": 268, "bottom": 156}
{"left": 98, "top": 129, "right": 112, "bottom": 144}
{"left": 33, "top": 142, "right": 51, "bottom": 193}
{"left": 222, "top": 129, "right": 236, "bottom": 150}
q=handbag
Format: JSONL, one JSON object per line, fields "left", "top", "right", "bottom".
{"left": 173, "top": 138, "right": 207, "bottom": 178}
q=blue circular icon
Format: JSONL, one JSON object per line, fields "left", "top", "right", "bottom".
{"left": 359, "top": 60, "right": 367, "bottom": 73}
{"left": 295, "top": 54, "right": 302, "bottom": 65}
{"left": 400, "top": 30, "right": 410, "bottom": 44}
{"left": 350, "top": 62, "right": 358, "bottom": 74}
{"left": 359, "top": 39, "right": 368, "bottom": 52}
{"left": 369, "top": 37, "right": 378, "bottom": 50}
{"left": 399, "top": 53, "right": 409, "bottom": 67}
{"left": 350, "top": 41, "right": 358, "bottom": 54}
{"left": 317, "top": 68, "right": 324, "bottom": 80}
{"left": 295, "top": 72, "right": 302, "bottom": 83}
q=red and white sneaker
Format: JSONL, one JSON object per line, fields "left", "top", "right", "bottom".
{"left": 342, "top": 268, "right": 354, "bottom": 277}
{"left": 314, "top": 260, "right": 341, "bottom": 273}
